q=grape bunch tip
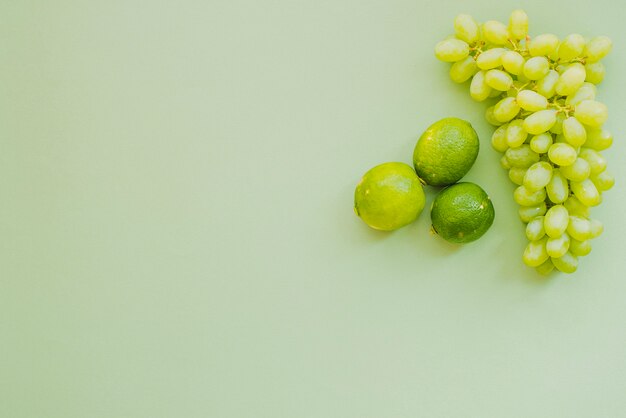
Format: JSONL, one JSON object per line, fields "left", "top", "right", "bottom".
{"left": 435, "top": 10, "right": 614, "bottom": 275}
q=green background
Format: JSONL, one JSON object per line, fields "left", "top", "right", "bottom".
{"left": 2, "top": 1, "right": 626, "bottom": 417}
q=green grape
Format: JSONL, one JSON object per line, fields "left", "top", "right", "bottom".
{"left": 485, "top": 106, "right": 502, "bottom": 126}
{"left": 584, "top": 128, "right": 612, "bottom": 151}
{"left": 514, "top": 185, "right": 546, "bottom": 206}
{"left": 544, "top": 205, "right": 569, "bottom": 238}
{"left": 558, "top": 34, "right": 586, "bottom": 60}
{"left": 509, "top": 167, "right": 527, "bottom": 185}
{"left": 501, "top": 50, "right": 525, "bottom": 75}
{"left": 536, "top": 70, "right": 559, "bottom": 99}
{"left": 523, "top": 161, "right": 552, "bottom": 191}
{"left": 516, "top": 90, "right": 548, "bottom": 111}
{"left": 565, "top": 82, "right": 596, "bottom": 106}
{"left": 575, "top": 100, "right": 608, "bottom": 128}
{"left": 476, "top": 48, "right": 507, "bottom": 70}
{"left": 505, "top": 145, "right": 540, "bottom": 168}
{"left": 560, "top": 157, "right": 591, "bottom": 182}
{"left": 563, "top": 196, "right": 590, "bottom": 218}
{"left": 570, "top": 178, "right": 601, "bottom": 207}
{"left": 550, "top": 113, "right": 566, "bottom": 135}
{"left": 555, "top": 63, "right": 586, "bottom": 96}
{"left": 585, "top": 62, "right": 605, "bottom": 84}
{"left": 590, "top": 170, "right": 615, "bottom": 192}
{"left": 562, "top": 116, "right": 587, "bottom": 147}
{"left": 569, "top": 238, "right": 592, "bottom": 257}
{"left": 530, "top": 133, "right": 553, "bottom": 154}
{"left": 500, "top": 155, "right": 512, "bottom": 170}
{"left": 567, "top": 216, "right": 592, "bottom": 241}
{"left": 546, "top": 169, "right": 569, "bottom": 203}
{"left": 547, "top": 47, "right": 560, "bottom": 61}
{"left": 486, "top": 69, "right": 514, "bottom": 91}
{"left": 491, "top": 124, "right": 509, "bottom": 151}
{"left": 523, "top": 56, "right": 550, "bottom": 80}
{"left": 523, "top": 109, "right": 557, "bottom": 135}
{"left": 519, "top": 202, "right": 547, "bottom": 223}
{"left": 578, "top": 148, "right": 607, "bottom": 174}
{"left": 548, "top": 143, "right": 577, "bottom": 166}
{"left": 450, "top": 56, "right": 478, "bottom": 83}
{"left": 454, "top": 14, "right": 480, "bottom": 44}
{"left": 584, "top": 36, "right": 612, "bottom": 62}
{"left": 494, "top": 96, "right": 521, "bottom": 122}
{"left": 483, "top": 20, "right": 509, "bottom": 45}
{"left": 526, "top": 216, "right": 546, "bottom": 241}
{"left": 435, "top": 39, "right": 470, "bottom": 62}
{"left": 548, "top": 46, "right": 560, "bottom": 61}
{"left": 470, "top": 71, "right": 492, "bottom": 101}
{"left": 552, "top": 252, "right": 578, "bottom": 273}
{"left": 546, "top": 232, "right": 571, "bottom": 258}
{"left": 523, "top": 236, "right": 550, "bottom": 267}
{"left": 529, "top": 33, "right": 559, "bottom": 56}
{"left": 589, "top": 218, "right": 603, "bottom": 238}
{"left": 508, "top": 9, "right": 528, "bottom": 40}
{"left": 506, "top": 119, "right": 528, "bottom": 147}
{"left": 535, "top": 258, "right": 555, "bottom": 275}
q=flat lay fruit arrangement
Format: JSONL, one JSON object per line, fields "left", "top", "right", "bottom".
{"left": 354, "top": 116, "right": 495, "bottom": 244}
{"left": 354, "top": 9, "right": 613, "bottom": 275}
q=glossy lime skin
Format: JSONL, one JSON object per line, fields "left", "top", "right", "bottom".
{"left": 413, "top": 117, "right": 479, "bottom": 186}
{"left": 431, "top": 182, "right": 495, "bottom": 243}
{"left": 354, "top": 162, "right": 426, "bottom": 231}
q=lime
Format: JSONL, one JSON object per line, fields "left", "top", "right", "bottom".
{"left": 413, "top": 117, "right": 479, "bottom": 186}
{"left": 430, "top": 182, "right": 495, "bottom": 243}
{"left": 354, "top": 162, "right": 426, "bottom": 231}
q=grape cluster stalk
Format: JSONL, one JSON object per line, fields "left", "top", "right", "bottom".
{"left": 434, "top": 10, "right": 614, "bottom": 274}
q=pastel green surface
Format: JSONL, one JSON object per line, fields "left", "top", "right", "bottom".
{"left": 1, "top": 1, "right": 626, "bottom": 417}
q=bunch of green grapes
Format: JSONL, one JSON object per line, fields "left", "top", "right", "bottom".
{"left": 434, "top": 10, "right": 613, "bottom": 274}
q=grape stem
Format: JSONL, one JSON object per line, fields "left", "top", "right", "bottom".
{"left": 514, "top": 82, "right": 532, "bottom": 92}
{"left": 507, "top": 38, "right": 518, "bottom": 50}
{"left": 549, "top": 56, "right": 587, "bottom": 68}
{"left": 549, "top": 99, "right": 574, "bottom": 117}
{"left": 469, "top": 40, "right": 486, "bottom": 58}
{"left": 506, "top": 36, "right": 531, "bottom": 56}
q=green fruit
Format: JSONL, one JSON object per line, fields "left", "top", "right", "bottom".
{"left": 354, "top": 162, "right": 426, "bottom": 231}
{"left": 431, "top": 182, "right": 495, "bottom": 243}
{"left": 413, "top": 117, "right": 480, "bottom": 186}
